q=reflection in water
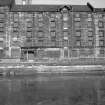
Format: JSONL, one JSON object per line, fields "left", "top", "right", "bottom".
{"left": 0, "top": 74, "right": 105, "bottom": 105}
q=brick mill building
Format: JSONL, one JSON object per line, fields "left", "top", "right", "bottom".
{"left": 0, "top": 0, "right": 105, "bottom": 65}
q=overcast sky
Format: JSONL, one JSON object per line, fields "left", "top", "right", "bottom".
{"left": 16, "top": 0, "right": 105, "bottom": 8}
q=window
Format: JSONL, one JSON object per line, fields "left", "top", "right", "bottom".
{"left": 76, "top": 31, "right": 81, "bottom": 37}
{"left": 27, "top": 22, "right": 32, "bottom": 28}
{"left": 99, "top": 14, "right": 103, "bottom": 18}
{"left": 50, "top": 31, "right": 56, "bottom": 37}
{"left": 51, "top": 37, "right": 56, "bottom": 42}
{"left": 99, "top": 30, "right": 104, "bottom": 37}
{"left": 63, "top": 13, "right": 68, "bottom": 21}
{"left": 63, "top": 31, "right": 68, "bottom": 37}
{"left": 63, "top": 22, "right": 68, "bottom": 29}
{"left": 50, "top": 21, "right": 56, "bottom": 27}
{"left": 13, "top": 13, "right": 19, "bottom": 21}
{"left": 27, "top": 32, "right": 32, "bottom": 38}
{"left": 38, "top": 13, "right": 43, "bottom": 21}
{"left": 0, "top": 28, "right": 4, "bottom": 32}
{"left": 0, "top": 23, "right": 4, "bottom": 28}
{"left": 0, "top": 32, "right": 4, "bottom": 36}
{"left": 62, "top": 7, "right": 68, "bottom": 12}
{"left": 13, "top": 32, "right": 19, "bottom": 38}
{"left": 100, "top": 49, "right": 104, "bottom": 54}
{"left": 26, "top": 38, "right": 32, "bottom": 42}
{"left": 98, "top": 21, "right": 104, "bottom": 28}
{"left": 0, "top": 41, "right": 3, "bottom": 47}
{"left": 75, "top": 13, "right": 80, "bottom": 18}
{"left": 26, "top": 13, "right": 33, "bottom": 18}
{"left": 14, "top": 13, "right": 19, "bottom": 18}
{"left": 87, "top": 18, "right": 92, "bottom": 21}
{"left": 88, "top": 37, "right": 93, "bottom": 41}
{"left": 27, "top": 28, "right": 32, "bottom": 32}
{"left": 0, "top": 13, "right": 4, "bottom": 19}
{"left": 88, "top": 41, "right": 93, "bottom": 46}
{"left": 76, "top": 40, "right": 81, "bottom": 46}
{"left": 51, "top": 13, "right": 55, "bottom": 18}
{"left": 75, "top": 22, "right": 80, "bottom": 28}
{"left": 56, "top": 13, "right": 61, "bottom": 19}
{"left": 50, "top": 14, "right": 55, "bottom": 21}
{"left": 74, "top": 18, "right": 80, "bottom": 21}
{"left": 88, "top": 13, "right": 92, "bottom": 17}
{"left": 64, "top": 40, "right": 68, "bottom": 46}
{"left": 50, "top": 31, "right": 56, "bottom": 41}
{"left": 88, "top": 21, "right": 92, "bottom": 27}
{"left": 13, "top": 22, "right": 18, "bottom": 28}
{"left": 38, "top": 31, "right": 43, "bottom": 38}
{"left": 74, "top": 13, "right": 80, "bottom": 21}
{"left": 38, "top": 22, "right": 43, "bottom": 27}
{"left": 13, "top": 27, "right": 18, "bottom": 32}
{"left": 88, "top": 31, "right": 93, "bottom": 37}
{"left": 99, "top": 40, "right": 104, "bottom": 46}
{"left": 38, "top": 39, "right": 44, "bottom": 42}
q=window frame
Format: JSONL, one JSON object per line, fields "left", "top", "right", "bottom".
{"left": 75, "top": 21, "right": 80, "bottom": 28}
{"left": 99, "top": 30, "right": 104, "bottom": 37}
{"left": 99, "top": 40, "right": 104, "bottom": 46}
{"left": 75, "top": 13, "right": 80, "bottom": 18}
{"left": 87, "top": 21, "right": 92, "bottom": 27}
{"left": 88, "top": 40, "right": 93, "bottom": 46}
{"left": 75, "top": 30, "right": 81, "bottom": 37}
{"left": 76, "top": 40, "right": 81, "bottom": 46}
{"left": 38, "top": 31, "right": 44, "bottom": 38}
{"left": 88, "top": 31, "right": 93, "bottom": 37}
{"left": 63, "top": 22, "right": 68, "bottom": 29}
{"left": 50, "top": 21, "right": 56, "bottom": 28}
{"left": 98, "top": 21, "right": 104, "bottom": 28}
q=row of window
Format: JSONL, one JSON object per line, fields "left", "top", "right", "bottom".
{"left": 75, "top": 40, "right": 94, "bottom": 47}
{"left": 73, "top": 13, "right": 92, "bottom": 19}
{"left": 75, "top": 30, "right": 93, "bottom": 37}
{"left": 11, "top": 39, "right": 105, "bottom": 48}
{"left": 38, "top": 21, "right": 68, "bottom": 29}
{"left": 11, "top": 29, "right": 105, "bottom": 39}
{"left": 74, "top": 21, "right": 93, "bottom": 28}
{"left": 11, "top": 30, "right": 94, "bottom": 39}
{"left": 13, "top": 15, "right": 105, "bottom": 30}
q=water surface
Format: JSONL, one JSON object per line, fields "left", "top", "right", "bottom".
{"left": 0, "top": 73, "right": 105, "bottom": 105}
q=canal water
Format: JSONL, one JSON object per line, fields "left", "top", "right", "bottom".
{"left": 0, "top": 73, "right": 105, "bottom": 105}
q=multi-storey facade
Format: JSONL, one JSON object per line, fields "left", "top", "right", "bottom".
{"left": 0, "top": 0, "right": 105, "bottom": 64}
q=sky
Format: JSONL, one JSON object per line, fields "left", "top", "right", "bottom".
{"left": 16, "top": 0, "right": 105, "bottom": 8}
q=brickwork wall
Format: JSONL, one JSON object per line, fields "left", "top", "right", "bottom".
{"left": 0, "top": 6, "right": 105, "bottom": 60}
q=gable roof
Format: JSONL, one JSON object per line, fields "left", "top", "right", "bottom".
{"left": 72, "top": 5, "right": 92, "bottom": 12}
{"left": 0, "top": 0, "right": 104, "bottom": 12}
{"left": 11, "top": 4, "right": 93, "bottom": 12}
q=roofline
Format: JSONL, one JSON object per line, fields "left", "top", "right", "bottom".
{"left": 87, "top": 2, "right": 94, "bottom": 12}
{"left": 1, "top": 0, "right": 105, "bottom": 12}
{"left": 10, "top": 3, "right": 94, "bottom": 12}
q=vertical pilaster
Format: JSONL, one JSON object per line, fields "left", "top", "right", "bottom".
{"left": 94, "top": 15, "right": 100, "bottom": 58}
